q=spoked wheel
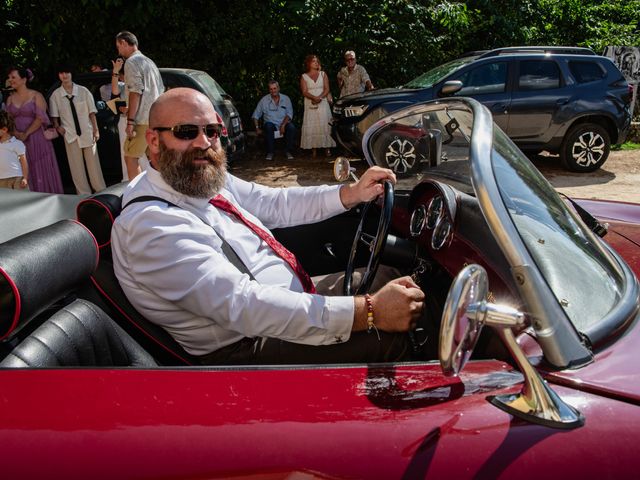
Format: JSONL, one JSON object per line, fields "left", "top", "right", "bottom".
{"left": 560, "top": 123, "right": 610, "bottom": 172}
{"left": 385, "top": 137, "right": 418, "bottom": 174}
{"left": 343, "top": 181, "right": 394, "bottom": 295}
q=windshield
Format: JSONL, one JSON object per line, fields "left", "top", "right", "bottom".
{"left": 404, "top": 57, "right": 475, "bottom": 89}
{"left": 490, "top": 129, "right": 624, "bottom": 331}
{"left": 363, "top": 98, "right": 631, "bottom": 354}
{"left": 363, "top": 103, "right": 474, "bottom": 193}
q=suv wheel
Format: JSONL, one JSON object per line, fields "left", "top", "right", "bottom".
{"left": 560, "top": 123, "right": 610, "bottom": 172}
{"left": 385, "top": 137, "right": 418, "bottom": 174}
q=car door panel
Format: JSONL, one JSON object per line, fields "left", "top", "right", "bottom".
{"left": 508, "top": 59, "right": 570, "bottom": 142}
{"left": 273, "top": 207, "right": 365, "bottom": 276}
{"left": 452, "top": 61, "right": 511, "bottom": 133}
{"left": 1, "top": 362, "right": 639, "bottom": 478}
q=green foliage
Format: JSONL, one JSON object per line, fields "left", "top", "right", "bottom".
{"left": 2, "top": 0, "right": 639, "bottom": 124}
{"left": 612, "top": 142, "right": 640, "bottom": 151}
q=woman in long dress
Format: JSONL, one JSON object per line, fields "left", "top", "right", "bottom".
{"left": 299, "top": 55, "right": 335, "bottom": 157}
{"left": 5, "top": 67, "right": 63, "bottom": 193}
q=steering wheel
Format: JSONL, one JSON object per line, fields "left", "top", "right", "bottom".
{"left": 343, "top": 180, "right": 394, "bottom": 295}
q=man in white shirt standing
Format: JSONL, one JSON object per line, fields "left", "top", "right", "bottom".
{"left": 112, "top": 87, "right": 424, "bottom": 365}
{"left": 115, "top": 30, "right": 164, "bottom": 181}
{"left": 49, "top": 67, "right": 106, "bottom": 195}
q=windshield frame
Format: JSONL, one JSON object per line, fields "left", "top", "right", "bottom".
{"left": 363, "top": 97, "right": 639, "bottom": 369}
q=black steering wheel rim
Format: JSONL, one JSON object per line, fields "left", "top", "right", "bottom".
{"left": 343, "top": 180, "right": 394, "bottom": 295}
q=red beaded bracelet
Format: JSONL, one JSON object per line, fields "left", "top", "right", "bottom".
{"left": 364, "top": 294, "right": 380, "bottom": 339}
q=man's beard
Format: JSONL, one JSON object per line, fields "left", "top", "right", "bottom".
{"left": 157, "top": 141, "right": 227, "bottom": 198}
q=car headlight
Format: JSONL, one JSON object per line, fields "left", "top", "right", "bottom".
{"left": 344, "top": 105, "right": 369, "bottom": 117}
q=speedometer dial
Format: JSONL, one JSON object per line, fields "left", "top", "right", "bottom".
{"left": 410, "top": 205, "right": 427, "bottom": 237}
{"left": 426, "top": 195, "right": 444, "bottom": 229}
{"left": 432, "top": 218, "right": 452, "bottom": 250}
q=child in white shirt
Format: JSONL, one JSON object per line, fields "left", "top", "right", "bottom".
{"left": 0, "top": 110, "right": 29, "bottom": 190}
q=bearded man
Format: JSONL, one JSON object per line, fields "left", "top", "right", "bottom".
{"left": 111, "top": 87, "right": 424, "bottom": 365}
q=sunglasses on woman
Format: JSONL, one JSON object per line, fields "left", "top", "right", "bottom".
{"left": 153, "top": 123, "right": 223, "bottom": 140}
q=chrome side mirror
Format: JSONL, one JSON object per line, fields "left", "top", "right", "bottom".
{"left": 439, "top": 264, "right": 584, "bottom": 429}
{"left": 334, "top": 157, "right": 358, "bottom": 182}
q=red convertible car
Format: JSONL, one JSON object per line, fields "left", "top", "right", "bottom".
{"left": 0, "top": 98, "right": 638, "bottom": 479}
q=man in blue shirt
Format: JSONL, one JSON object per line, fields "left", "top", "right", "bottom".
{"left": 252, "top": 80, "right": 296, "bottom": 160}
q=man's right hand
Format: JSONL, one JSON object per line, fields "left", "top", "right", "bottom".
{"left": 353, "top": 277, "right": 425, "bottom": 332}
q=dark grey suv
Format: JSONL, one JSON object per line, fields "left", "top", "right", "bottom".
{"left": 332, "top": 46, "right": 632, "bottom": 172}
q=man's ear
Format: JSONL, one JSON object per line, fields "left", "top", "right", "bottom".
{"left": 146, "top": 128, "right": 160, "bottom": 154}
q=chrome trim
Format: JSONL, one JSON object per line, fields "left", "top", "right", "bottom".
{"left": 465, "top": 98, "right": 592, "bottom": 368}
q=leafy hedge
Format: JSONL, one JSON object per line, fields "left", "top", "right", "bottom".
{"left": 2, "top": 0, "right": 639, "bottom": 124}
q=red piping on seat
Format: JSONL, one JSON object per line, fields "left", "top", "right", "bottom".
{"left": 71, "top": 219, "right": 101, "bottom": 271}
{"left": 75, "top": 198, "right": 115, "bottom": 250}
{"left": 89, "top": 276, "right": 193, "bottom": 365}
{"left": 0, "top": 266, "right": 21, "bottom": 341}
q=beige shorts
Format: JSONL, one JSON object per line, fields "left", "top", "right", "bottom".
{"left": 0, "top": 176, "right": 27, "bottom": 190}
{"left": 123, "top": 124, "right": 149, "bottom": 158}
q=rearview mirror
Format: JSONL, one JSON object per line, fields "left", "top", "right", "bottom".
{"left": 333, "top": 157, "right": 358, "bottom": 182}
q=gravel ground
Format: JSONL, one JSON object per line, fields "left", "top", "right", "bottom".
{"left": 230, "top": 146, "right": 640, "bottom": 203}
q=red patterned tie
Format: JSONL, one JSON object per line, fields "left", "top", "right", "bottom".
{"left": 209, "top": 195, "right": 317, "bottom": 293}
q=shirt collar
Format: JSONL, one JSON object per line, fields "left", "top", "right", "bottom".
{"left": 62, "top": 83, "right": 79, "bottom": 97}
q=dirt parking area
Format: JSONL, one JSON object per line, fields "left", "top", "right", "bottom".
{"left": 529, "top": 150, "right": 640, "bottom": 203}
{"left": 230, "top": 148, "right": 639, "bottom": 203}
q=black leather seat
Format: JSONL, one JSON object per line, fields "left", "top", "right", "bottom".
{"left": 77, "top": 185, "right": 198, "bottom": 365}
{"left": 0, "top": 219, "right": 155, "bottom": 367}
{"left": 0, "top": 299, "right": 157, "bottom": 367}
{"left": 0, "top": 220, "right": 98, "bottom": 346}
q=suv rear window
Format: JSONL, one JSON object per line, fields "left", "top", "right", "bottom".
{"left": 518, "top": 60, "right": 561, "bottom": 91}
{"left": 569, "top": 61, "right": 606, "bottom": 83}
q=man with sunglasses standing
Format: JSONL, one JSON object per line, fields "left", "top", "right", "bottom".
{"left": 337, "top": 50, "right": 374, "bottom": 98}
{"left": 115, "top": 30, "right": 164, "bottom": 180}
{"left": 112, "top": 87, "right": 424, "bottom": 365}
{"left": 252, "top": 80, "right": 296, "bottom": 161}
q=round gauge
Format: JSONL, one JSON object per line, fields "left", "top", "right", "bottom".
{"left": 410, "top": 205, "right": 427, "bottom": 237}
{"left": 432, "top": 218, "right": 452, "bottom": 250}
{"left": 426, "top": 195, "right": 444, "bottom": 229}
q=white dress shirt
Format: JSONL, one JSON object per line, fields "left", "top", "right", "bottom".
{"left": 49, "top": 84, "right": 97, "bottom": 148}
{"left": 112, "top": 168, "right": 354, "bottom": 356}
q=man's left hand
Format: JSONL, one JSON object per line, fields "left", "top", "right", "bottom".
{"left": 339, "top": 166, "right": 396, "bottom": 209}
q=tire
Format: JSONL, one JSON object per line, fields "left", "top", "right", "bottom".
{"left": 560, "top": 123, "right": 610, "bottom": 173}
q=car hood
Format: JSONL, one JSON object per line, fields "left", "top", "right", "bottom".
{"left": 338, "top": 87, "right": 424, "bottom": 105}
{"left": 574, "top": 198, "right": 640, "bottom": 278}
{"left": 546, "top": 308, "right": 640, "bottom": 404}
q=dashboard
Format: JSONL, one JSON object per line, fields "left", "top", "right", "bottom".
{"left": 400, "top": 179, "right": 522, "bottom": 307}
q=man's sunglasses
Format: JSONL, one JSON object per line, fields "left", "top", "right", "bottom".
{"left": 153, "top": 123, "right": 223, "bottom": 140}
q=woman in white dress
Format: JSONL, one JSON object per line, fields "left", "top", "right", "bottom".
{"left": 300, "top": 55, "right": 336, "bottom": 157}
